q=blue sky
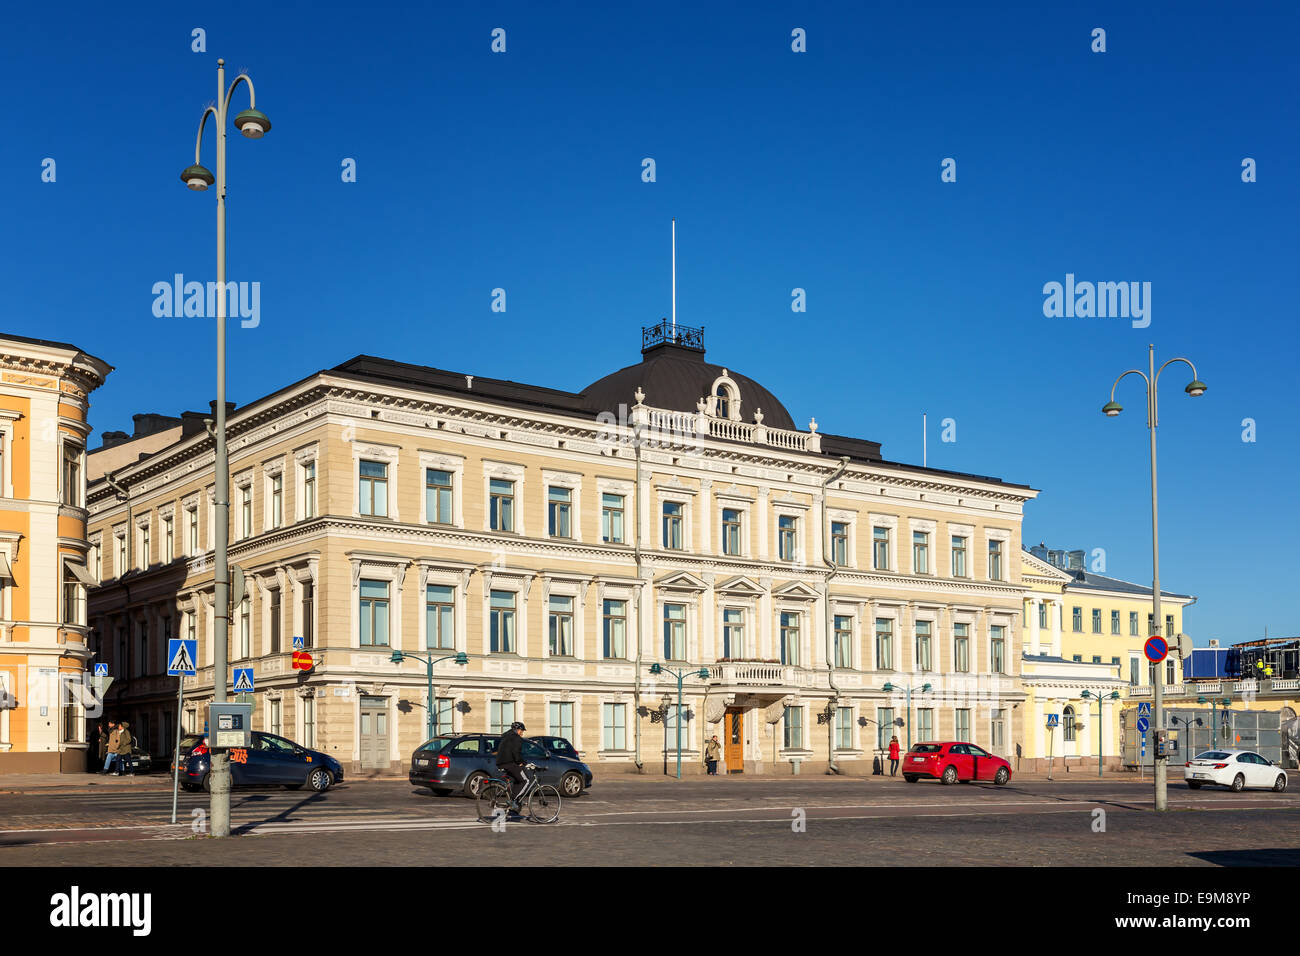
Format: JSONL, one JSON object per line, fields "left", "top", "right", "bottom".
{"left": 2, "top": 1, "right": 1296, "bottom": 645}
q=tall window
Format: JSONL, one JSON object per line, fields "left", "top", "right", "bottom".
{"left": 662, "top": 502, "right": 683, "bottom": 550}
{"left": 186, "top": 610, "right": 196, "bottom": 643}
{"left": 269, "top": 587, "right": 281, "bottom": 654}
{"left": 139, "top": 524, "right": 150, "bottom": 569}
{"left": 269, "top": 698, "right": 282, "bottom": 737}
{"left": 116, "top": 533, "right": 126, "bottom": 575}
{"left": 954, "top": 622, "right": 970, "bottom": 672}
{"left": 358, "top": 460, "right": 388, "bottom": 517}
{"left": 1130, "top": 657, "right": 1140, "bottom": 686}
{"left": 426, "top": 584, "right": 455, "bottom": 650}
{"left": 302, "top": 696, "right": 315, "bottom": 748}
{"left": 991, "top": 709, "right": 1005, "bottom": 751}
{"left": 489, "top": 479, "right": 514, "bottom": 532}
{"left": 187, "top": 507, "right": 199, "bottom": 554}
{"left": 990, "top": 624, "right": 1005, "bottom": 673}
{"left": 875, "top": 618, "right": 894, "bottom": 670}
{"left": 721, "top": 508, "right": 741, "bottom": 556}
{"left": 62, "top": 566, "right": 81, "bottom": 625}
{"left": 779, "top": 611, "right": 800, "bottom": 665}
{"left": 834, "top": 614, "right": 852, "bottom": 667}
{"left": 663, "top": 603, "right": 686, "bottom": 660}
{"left": 602, "top": 599, "right": 626, "bottom": 658}
{"left": 951, "top": 535, "right": 967, "bottom": 577}
{"left": 987, "top": 540, "right": 1003, "bottom": 581}
{"left": 302, "top": 461, "right": 316, "bottom": 519}
{"left": 916, "top": 620, "right": 932, "bottom": 671}
{"left": 548, "top": 595, "right": 574, "bottom": 656}
{"left": 62, "top": 443, "right": 82, "bottom": 507}
{"left": 916, "top": 708, "right": 933, "bottom": 742}
{"left": 434, "top": 697, "right": 454, "bottom": 736}
{"left": 723, "top": 608, "right": 745, "bottom": 659}
{"left": 549, "top": 701, "right": 574, "bottom": 741}
{"left": 426, "top": 469, "right": 453, "bottom": 524}
{"left": 955, "top": 708, "right": 971, "bottom": 742}
{"left": 1039, "top": 602, "right": 1048, "bottom": 629}
{"left": 1063, "top": 705, "right": 1076, "bottom": 742}
{"left": 1072, "top": 606, "right": 1083, "bottom": 632}
{"left": 778, "top": 515, "right": 798, "bottom": 562}
{"left": 714, "top": 384, "right": 731, "bottom": 419}
{"left": 270, "top": 474, "right": 283, "bottom": 528}
{"left": 836, "top": 706, "right": 853, "bottom": 750}
{"left": 913, "top": 531, "right": 929, "bottom": 574}
{"left": 831, "top": 522, "right": 848, "bottom": 566}
{"left": 1166, "top": 658, "right": 1176, "bottom": 684}
{"left": 1129, "top": 611, "right": 1139, "bottom": 636}
{"left": 163, "top": 516, "right": 174, "bottom": 561}
{"left": 359, "top": 579, "right": 390, "bottom": 646}
{"left": 240, "top": 486, "right": 253, "bottom": 538}
{"left": 238, "top": 599, "right": 250, "bottom": 659}
{"left": 873, "top": 526, "right": 890, "bottom": 570}
{"left": 783, "top": 706, "right": 803, "bottom": 750}
{"left": 1111, "top": 610, "right": 1121, "bottom": 635}
{"left": 877, "top": 708, "right": 894, "bottom": 750}
{"left": 1165, "top": 614, "right": 1174, "bottom": 639}
{"left": 1091, "top": 608, "right": 1102, "bottom": 634}
{"left": 490, "top": 700, "right": 517, "bottom": 734}
{"left": 301, "top": 581, "right": 314, "bottom": 648}
{"left": 490, "top": 590, "right": 516, "bottom": 653}
{"left": 601, "top": 493, "right": 624, "bottom": 544}
{"left": 603, "top": 702, "right": 627, "bottom": 751}
{"left": 547, "top": 487, "right": 572, "bottom": 538}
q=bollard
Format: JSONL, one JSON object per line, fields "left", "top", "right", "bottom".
{"left": 792, "top": 758, "right": 801, "bottom": 775}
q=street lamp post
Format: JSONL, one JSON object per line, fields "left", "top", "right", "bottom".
{"left": 882, "top": 682, "right": 932, "bottom": 751}
{"left": 1103, "top": 344, "right": 1206, "bottom": 811}
{"left": 390, "top": 651, "right": 469, "bottom": 740}
{"left": 181, "top": 58, "right": 271, "bottom": 839}
{"left": 1080, "top": 689, "right": 1120, "bottom": 777}
{"left": 648, "top": 663, "right": 710, "bottom": 779}
{"left": 1197, "top": 696, "right": 1232, "bottom": 748}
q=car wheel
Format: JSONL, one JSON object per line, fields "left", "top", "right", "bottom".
{"left": 941, "top": 765, "right": 959, "bottom": 785}
{"left": 1186, "top": 781, "right": 1202, "bottom": 789}
{"left": 201, "top": 773, "right": 211, "bottom": 793}
{"left": 903, "top": 775, "right": 918, "bottom": 783}
{"left": 994, "top": 767, "right": 1010, "bottom": 786}
{"left": 464, "top": 771, "right": 489, "bottom": 798}
{"left": 1231, "top": 773, "right": 1245, "bottom": 792}
{"left": 1274, "top": 774, "right": 1288, "bottom": 793}
{"left": 560, "top": 772, "right": 583, "bottom": 797}
{"left": 308, "top": 768, "right": 332, "bottom": 793}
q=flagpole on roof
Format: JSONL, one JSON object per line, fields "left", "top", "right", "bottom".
{"left": 671, "top": 217, "right": 676, "bottom": 339}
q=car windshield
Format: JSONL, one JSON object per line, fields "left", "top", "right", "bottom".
{"left": 910, "top": 744, "right": 942, "bottom": 753}
{"left": 418, "top": 737, "right": 454, "bottom": 753}
{"left": 1195, "top": 751, "right": 1232, "bottom": 760}
{"left": 180, "top": 734, "right": 205, "bottom": 749}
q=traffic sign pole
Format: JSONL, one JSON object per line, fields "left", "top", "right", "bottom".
{"left": 170, "top": 675, "right": 185, "bottom": 825}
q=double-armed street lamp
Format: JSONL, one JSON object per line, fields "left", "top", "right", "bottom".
{"left": 648, "top": 662, "right": 710, "bottom": 779}
{"left": 1197, "top": 696, "right": 1233, "bottom": 748}
{"left": 1079, "top": 689, "right": 1121, "bottom": 777}
{"left": 1103, "top": 345, "right": 1206, "bottom": 811}
{"left": 882, "top": 681, "right": 932, "bottom": 751}
{"left": 390, "top": 651, "right": 469, "bottom": 741}
{"left": 181, "top": 58, "right": 271, "bottom": 839}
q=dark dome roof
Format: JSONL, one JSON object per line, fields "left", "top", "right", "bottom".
{"left": 581, "top": 340, "right": 797, "bottom": 432}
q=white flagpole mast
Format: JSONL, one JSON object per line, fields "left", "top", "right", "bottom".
{"left": 923, "top": 413, "right": 927, "bottom": 468}
{"left": 671, "top": 217, "right": 676, "bottom": 339}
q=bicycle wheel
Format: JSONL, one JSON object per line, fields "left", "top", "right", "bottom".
{"left": 527, "top": 784, "right": 561, "bottom": 824}
{"left": 476, "top": 780, "right": 512, "bottom": 822}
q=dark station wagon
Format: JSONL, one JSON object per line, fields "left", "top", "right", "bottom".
{"left": 409, "top": 733, "right": 592, "bottom": 798}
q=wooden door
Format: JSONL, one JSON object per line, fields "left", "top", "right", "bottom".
{"left": 360, "top": 696, "right": 389, "bottom": 770}
{"left": 724, "top": 707, "right": 744, "bottom": 773}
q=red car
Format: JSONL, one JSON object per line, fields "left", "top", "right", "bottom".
{"left": 902, "top": 741, "right": 1012, "bottom": 785}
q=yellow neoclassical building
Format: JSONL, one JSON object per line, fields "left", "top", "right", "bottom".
{"left": 1017, "top": 545, "right": 1194, "bottom": 772}
{"left": 87, "top": 324, "right": 1040, "bottom": 777}
{"left": 0, "top": 333, "right": 112, "bottom": 773}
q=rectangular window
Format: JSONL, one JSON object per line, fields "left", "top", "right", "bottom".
{"left": 359, "top": 579, "right": 390, "bottom": 647}
{"left": 778, "top": 515, "right": 797, "bottom": 562}
{"left": 1111, "top": 656, "right": 1120, "bottom": 667}
{"left": 549, "top": 701, "right": 574, "bottom": 741}
{"left": 139, "top": 525, "right": 150, "bottom": 569}
{"left": 951, "top": 535, "right": 967, "bottom": 577}
{"left": 238, "top": 599, "right": 250, "bottom": 659}
{"left": 723, "top": 608, "right": 745, "bottom": 659}
{"left": 916, "top": 620, "right": 932, "bottom": 671}
{"left": 663, "top": 603, "right": 686, "bottom": 660}
{"left": 426, "top": 584, "right": 455, "bottom": 650}
{"left": 783, "top": 706, "right": 803, "bottom": 750}
{"left": 1092, "top": 655, "right": 1103, "bottom": 664}
{"left": 489, "top": 478, "right": 515, "bottom": 532}
{"left": 62, "top": 444, "right": 82, "bottom": 507}
{"left": 836, "top": 706, "right": 853, "bottom": 750}
{"left": 1092, "top": 608, "right": 1102, "bottom": 634}
{"left": 163, "top": 516, "right": 174, "bottom": 561}
{"left": 877, "top": 708, "right": 894, "bottom": 750}
{"left": 831, "top": 522, "right": 848, "bottom": 566}
{"left": 602, "top": 599, "right": 626, "bottom": 659}
{"left": 270, "top": 474, "right": 283, "bottom": 528}
{"left": 779, "top": 611, "right": 800, "bottom": 665}
{"left": 721, "top": 508, "right": 742, "bottom": 556}
{"left": 955, "top": 708, "right": 971, "bottom": 741}
{"left": 875, "top": 618, "right": 894, "bottom": 670}
{"left": 834, "top": 614, "right": 853, "bottom": 668}
{"left": 490, "top": 590, "right": 516, "bottom": 654}
{"left": 1165, "top": 615, "right": 1174, "bottom": 639}
{"left": 954, "top": 622, "right": 970, "bottom": 672}
{"left": 662, "top": 502, "right": 683, "bottom": 550}
{"left": 547, "top": 486, "right": 572, "bottom": 538}
{"left": 1130, "top": 611, "right": 1139, "bottom": 636}
{"left": 240, "top": 486, "right": 252, "bottom": 538}
{"left": 601, "top": 493, "right": 624, "bottom": 544}
{"left": 62, "top": 566, "right": 81, "bottom": 625}
{"left": 1130, "top": 657, "right": 1140, "bottom": 686}
{"left": 269, "top": 587, "right": 281, "bottom": 654}
{"left": 603, "top": 702, "right": 627, "bottom": 751}
{"left": 917, "top": 708, "right": 933, "bottom": 743}
{"left": 913, "top": 531, "right": 929, "bottom": 574}
{"left": 187, "top": 508, "right": 199, "bottom": 555}
{"left": 359, "top": 460, "right": 388, "bottom": 517}
{"left": 269, "top": 698, "right": 282, "bottom": 737}
{"left": 988, "top": 540, "right": 1003, "bottom": 581}
{"left": 434, "top": 697, "right": 454, "bottom": 736}
{"left": 186, "top": 610, "right": 196, "bottom": 644}
{"left": 1039, "top": 602, "right": 1048, "bottom": 629}
{"left": 301, "top": 581, "right": 314, "bottom": 649}
{"left": 490, "top": 700, "right": 517, "bottom": 735}
{"left": 1072, "top": 606, "right": 1083, "bottom": 632}
{"left": 302, "top": 696, "right": 315, "bottom": 747}
{"left": 991, "top": 709, "right": 1005, "bottom": 751}
{"left": 303, "top": 461, "right": 316, "bottom": 519}
{"left": 548, "top": 595, "right": 574, "bottom": 656}
{"left": 1166, "top": 658, "right": 1176, "bottom": 684}
{"left": 116, "top": 533, "right": 126, "bottom": 575}
{"left": 426, "top": 469, "right": 453, "bottom": 525}
{"left": 990, "top": 624, "right": 1005, "bottom": 674}
{"left": 873, "top": 526, "right": 890, "bottom": 570}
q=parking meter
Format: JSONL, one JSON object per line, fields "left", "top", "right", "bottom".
{"left": 207, "top": 702, "right": 253, "bottom": 749}
{"left": 1154, "top": 729, "right": 1179, "bottom": 758}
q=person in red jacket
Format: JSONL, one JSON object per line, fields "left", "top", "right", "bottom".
{"left": 888, "top": 736, "right": 901, "bottom": 776}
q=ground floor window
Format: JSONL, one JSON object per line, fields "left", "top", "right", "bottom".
{"left": 835, "top": 706, "right": 853, "bottom": 750}
{"left": 991, "top": 709, "right": 1005, "bottom": 751}
{"left": 783, "top": 705, "right": 803, "bottom": 750}
{"left": 490, "top": 700, "right": 517, "bottom": 734}
{"left": 877, "top": 707, "right": 894, "bottom": 750}
{"left": 549, "top": 701, "right": 574, "bottom": 741}
{"left": 1063, "top": 705, "right": 1076, "bottom": 742}
{"left": 268, "top": 698, "right": 282, "bottom": 737}
{"left": 955, "top": 708, "right": 971, "bottom": 742}
{"left": 302, "top": 696, "right": 315, "bottom": 747}
{"left": 916, "top": 708, "right": 933, "bottom": 742}
{"left": 434, "top": 697, "right": 455, "bottom": 736}
{"left": 603, "top": 702, "right": 626, "bottom": 750}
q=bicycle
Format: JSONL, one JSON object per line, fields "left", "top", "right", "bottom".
{"left": 476, "top": 763, "right": 561, "bottom": 824}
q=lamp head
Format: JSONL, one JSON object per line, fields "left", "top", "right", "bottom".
{"left": 1102, "top": 401, "right": 1122, "bottom": 417}
{"left": 1185, "top": 380, "right": 1207, "bottom": 398}
{"left": 697, "top": 668, "right": 710, "bottom": 679}
{"left": 921, "top": 683, "right": 932, "bottom": 693}
{"left": 180, "top": 164, "right": 214, "bottom": 191}
{"left": 233, "top": 108, "right": 272, "bottom": 139}
{"left": 1081, "top": 690, "right": 1092, "bottom": 699}
{"left": 389, "top": 650, "right": 405, "bottom": 664}
{"left": 649, "top": 662, "right": 662, "bottom": 676}
{"left": 882, "top": 682, "right": 894, "bottom": 692}
{"left": 454, "top": 652, "right": 468, "bottom": 665}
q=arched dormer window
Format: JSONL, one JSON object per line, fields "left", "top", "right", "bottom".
{"left": 714, "top": 384, "right": 732, "bottom": 420}
{"left": 708, "top": 370, "right": 742, "bottom": 421}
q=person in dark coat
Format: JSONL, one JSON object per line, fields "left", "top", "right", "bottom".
{"left": 888, "top": 736, "right": 901, "bottom": 776}
{"left": 115, "top": 722, "right": 134, "bottom": 776}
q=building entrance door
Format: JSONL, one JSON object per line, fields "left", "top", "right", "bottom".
{"left": 359, "top": 696, "right": 389, "bottom": 770}
{"left": 724, "top": 707, "right": 744, "bottom": 773}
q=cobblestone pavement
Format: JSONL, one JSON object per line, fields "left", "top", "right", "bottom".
{"left": 1, "top": 774, "right": 1297, "bottom": 864}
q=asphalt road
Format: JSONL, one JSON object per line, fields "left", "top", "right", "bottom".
{"left": 2, "top": 774, "right": 1298, "bottom": 865}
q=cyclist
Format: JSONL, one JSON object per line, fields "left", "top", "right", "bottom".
{"left": 496, "top": 721, "right": 529, "bottom": 809}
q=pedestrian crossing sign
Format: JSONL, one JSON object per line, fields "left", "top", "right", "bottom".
{"left": 1045, "top": 713, "right": 1059, "bottom": 728}
{"left": 232, "top": 668, "right": 255, "bottom": 693}
{"left": 1138, "top": 702, "right": 1152, "bottom": 717}
{"left": 167, "top": 639, "right": 198, "bottom": 676}
{"left": 94, "top": 663, "right": 108, "bottom": 677}
{"left": 293, "top": 635, "right": 305, "bottom": 649}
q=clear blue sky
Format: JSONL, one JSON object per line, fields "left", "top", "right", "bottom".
{"left": 3, "top": 1, "right": 1296, "bottom": 645}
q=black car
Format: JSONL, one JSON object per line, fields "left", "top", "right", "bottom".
{"left": 178, "top": 731, "right": 344, "bottom": 792}
{"left": 409, "top": 733, "right": 592, "bottom": 798}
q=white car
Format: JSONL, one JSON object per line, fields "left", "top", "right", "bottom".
{"left": 1184, "top": 749, "right": 1287, "bottom": 792}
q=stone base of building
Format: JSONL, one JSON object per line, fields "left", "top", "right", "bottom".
{"left": 0, "top": 749, "right": 89, "bottom": 774}
{"left": 1016, "top": 755, "right": 1127, "bottom": 774}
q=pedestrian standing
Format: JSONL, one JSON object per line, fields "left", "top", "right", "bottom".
{"left": 95, "top": 721, "right": 108, "bottom": 771}
{"left": 704, "top": 735, "right": 722, "bottom": 775}
{"left": 115, "top": 721, "right": 134, "bottom": 776}
{"left": 103, "top": 721, "right": 121, "bottom": 774}
{"left": 888, "top": 735, "right": 901, "bottom": 776}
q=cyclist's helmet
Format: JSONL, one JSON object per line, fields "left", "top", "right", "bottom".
{"left": 510, "top": 721, "right": 527, "bottom": 731}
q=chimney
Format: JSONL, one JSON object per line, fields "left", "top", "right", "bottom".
{"left": 98, "top": 430, "right": 131, "bottom": 450}
{"left": 131, "top": 412, "right": 182, "bottom": 438}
